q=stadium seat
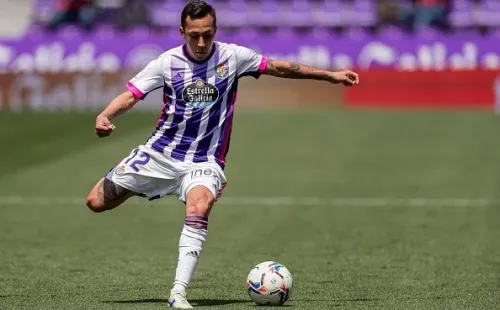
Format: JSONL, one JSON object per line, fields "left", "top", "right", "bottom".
{"left": 343, "top": 26, "right": 372, "bottom": 41}
{"left": 22, "top": 0, "right": 500, "bottom": 40}
{"left": 449, "top": 0, "right": 475, "bottom": 28}
{"left": 248, "top": 0, "right": 282, "bottom": 27}
{"left": 478, "top": 0, "right": 500, "bottom": 27}
{"left": 310, "top": 26, "right": 335, "bottom": 40}
{"left": 414, "top": 26, "right": 443, "bottom": 40}
{"left": 150, "top": 0, "right": 184, "bottom": 27}
{"left": 127, "top": 25, "right": 153, "bottom": 39}
{"left": 58, "top": 25, "right": 83, "bottom": 40}
{"left": 312, "top": 0, "right": 346, "bottom": 27}
{"left": 216, "top": 0, "right": 249, "bottom": 27}
{"left": 90, "top": 24, "right": 118, "bottom": 41}
{"left": 347, "top": 0, "right": 377, "bottom": 27}
{"left": 32, "top": 0, "right": 57, "bottom": 24}
{"left": 282, "top": 0, "right": 313, "bottom": 27}
{"left": 377, "top": 25, "right": 408, "bottom": 41}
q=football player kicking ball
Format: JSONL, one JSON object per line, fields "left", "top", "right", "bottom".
{"left": 85, "top": 0, "right": 359, "bottom": 308}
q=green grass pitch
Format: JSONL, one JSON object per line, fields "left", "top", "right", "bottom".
{"left": 0, "top": 108, "right": 499, "bottom": 309}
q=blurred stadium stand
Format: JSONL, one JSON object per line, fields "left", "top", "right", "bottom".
{"left": 0, "top": 0, "right": 498, "bottom": 112}
{"left": 19, "top": 0, "right": 499, "bottom": 35}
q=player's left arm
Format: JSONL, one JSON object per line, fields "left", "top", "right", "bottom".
{"left": 262, "top": 59, "right": 359, "bottom": 87}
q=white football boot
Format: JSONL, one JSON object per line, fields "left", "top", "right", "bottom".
{"left": 168, "top": 290, "right": 193, "bottom": 309}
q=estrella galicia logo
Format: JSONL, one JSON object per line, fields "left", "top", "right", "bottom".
{"left": 182, "top": 79, "right": 219, "bottom": 109}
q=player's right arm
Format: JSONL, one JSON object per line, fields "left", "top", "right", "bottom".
{"left": 95, "top": 91, "right": 139, "bottom": 137}
{"left": 95, "top": 56, "right": 165, "bottom": 138}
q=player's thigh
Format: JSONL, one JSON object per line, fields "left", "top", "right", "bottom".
{"left": 86, "top": 177, "right": 135, "bottom": 212}
{"left": 107, "top": 146, "right": 179, "bottom": 200}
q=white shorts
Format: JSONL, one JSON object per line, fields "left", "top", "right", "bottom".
{"left": 105, "top": 145, "right": 227, "bottom": 203}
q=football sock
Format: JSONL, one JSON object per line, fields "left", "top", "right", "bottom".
{"left": 172, "top": 216, "right": 208, "bottom": 294}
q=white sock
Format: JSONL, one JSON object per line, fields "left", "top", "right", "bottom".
{"left": 172, "top": 217, "right": 208, "bottom": 295}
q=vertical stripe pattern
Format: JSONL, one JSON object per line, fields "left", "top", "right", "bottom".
{"left": 170, "top": 53, "right": 213, "bottom": 161}
{"left": 151, "top": 55, "right": 188, "bottom": 153}
{"left": 143, "top": 42, "right": 261, "bottom": 168}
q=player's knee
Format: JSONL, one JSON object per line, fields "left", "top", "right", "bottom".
{"left": 85, "top": 192, "right": 106, "bottom": 213}
{"left": 186, "top": 190, "right": 214, "bottom": 217}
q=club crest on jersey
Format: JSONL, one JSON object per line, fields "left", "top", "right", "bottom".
{"left": 183, "top": 79, "right": 219, "bottom": 109}
{"left": 216, "top": 63, "right": 228, "bottom": 79}
{"left": 115, "top": 165, "right": 125, "bottom": 175}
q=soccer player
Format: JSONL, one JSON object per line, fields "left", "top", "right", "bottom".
{"left": 85, "top": 0, "right": 359, "bottom": 308}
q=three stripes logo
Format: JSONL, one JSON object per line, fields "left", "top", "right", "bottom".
{"left": 185, "top": 251, "right": 199, "bottom": 258}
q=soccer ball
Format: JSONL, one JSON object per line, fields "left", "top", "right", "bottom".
{"left": 246, "top": 261, "right": 293, "bottom": 306}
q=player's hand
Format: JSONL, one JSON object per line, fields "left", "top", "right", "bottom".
{"left": 95, "top": 114, "right": 116, "bottom": 138}
{"left": 329, "top": 70, "right": 359, "bottom": 87}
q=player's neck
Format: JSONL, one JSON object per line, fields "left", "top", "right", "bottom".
{"left": 182, "top": 43, "right": 216, "bottom": 64}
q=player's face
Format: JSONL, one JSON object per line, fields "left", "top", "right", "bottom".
{"left": 180, "top": 15, "right": 216, "bottom": 61}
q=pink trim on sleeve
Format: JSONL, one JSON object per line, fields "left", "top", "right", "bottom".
{"left": 126, "top": 81, "right": 144, "bottom": 99}
{"left": 258, "top": 56, "right": 269, "bottom": 73}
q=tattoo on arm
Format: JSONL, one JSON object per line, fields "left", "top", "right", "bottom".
{"left": 97, "top": 178, "right": 131, "bottom": 203}
{"left": 103, "top": 102, "right": 130, "bottom": 120}
{"left": 265, "top": 60, "right": 332, "bottom": 82}
{"left": 290, "top": 62, "right": 300, "bottom": 72}
{"left": 101, "top": 91, "right": 138, "bottom": 120}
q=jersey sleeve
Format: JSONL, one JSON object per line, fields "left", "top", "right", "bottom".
{"left": 235, "top": 45, "right": 268, "bottom": 79}
{"left": 126, "top": 56, "right": 165, "bottom": 100}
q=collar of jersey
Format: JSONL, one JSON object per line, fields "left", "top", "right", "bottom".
{"left": 182, "top": 43, "right": 217, "bottom": 65}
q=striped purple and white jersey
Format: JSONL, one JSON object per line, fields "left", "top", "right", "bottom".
{"left": 126, "top": 42, "right": 268, "bottom": 169}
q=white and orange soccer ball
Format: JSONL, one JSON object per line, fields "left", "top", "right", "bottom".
{"left": 246, "top": 261, "right": 293, "bottom": 306}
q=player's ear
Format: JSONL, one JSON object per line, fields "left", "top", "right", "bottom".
{"left": 179, "top": 26, "right": 185, "bottom": 38}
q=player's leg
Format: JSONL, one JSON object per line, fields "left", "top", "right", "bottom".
{"left": 85, "top": 177, "right": 135, "bottom": 213}
{"left": 85, "top": 145, "right": 169, "bottom": 213}
{"left": 168, "top": 165, "right": 226, "bottom": 309}
{"left": 169, "top": 186, "right": 214, "bottom": 309}
{"left": 173, "top": 185, "right": 214, "bottom": 287}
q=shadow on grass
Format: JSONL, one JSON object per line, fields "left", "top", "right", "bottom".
{"left": 104, "top": 298, "right": 251, "bottom": 306}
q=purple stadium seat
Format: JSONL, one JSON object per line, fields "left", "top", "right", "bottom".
{"left": 128, "top": 26, "right": 152, "bottom": 39}
{"left": 282, "top": 0, "right": 313, "bottom": 27}
{"left": 414, "top": 26, "right": 443, "bottom": 40}
{"left": 216, "top": 0, "right": 248, "bottom": 27}
{"left": 311, "top": 27, "right": 333, "bottom": 40}
{"left": 456, "top": 28, "right": 482, "bottom": 40}
{"left": 58, "top": 25, "right": 82, "bottom": 40}
{"left": 150, "top": 0, "right": 184, "bottom": 27}
{"left": 28, "top": 0, "right": 483, "bottom": 37}
{"left": 247, "top": 0, "right": 282, "bottom": 27}
{"left": 33, "top": 0, "right": 58, "bottom": 24}
{"left": 232, "top": 26, "right": 258, "bottom": 38}
{"left": 161, "top": 26, "right": 183, "bottom": 46}
{"left": 449, "top": 0, "right": 475, "bottom": 27}
{"left": 165, "top": 26, "right": 182, "bottom": 40}
{"left": 343, "top": 27, "right": 371, "bottom": 41}
{"left": 24, "top": 25, "right": 48, "bottom": 41}
{"left": 478, "top": 0, "right": 500, "bottom": 27}
{"left": 217, "top": 27, "right": 246, "bottom": 44}
{"left": 348, "top": 0, "right": 377, "bottom": 27}
{"left": 275, "top": 26, "right": 298, "bottom": 39}
{"left": 377, "top": 25, "right": 407, "bottom": 41}
{"left": 488, "top": 27, "right": 500, "bottom": 41}
{"left": 313, "top": 0, "right": 346, "bottom": 27}
{"left": 90, "top": 24, "right": 117, "bottom": 41}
